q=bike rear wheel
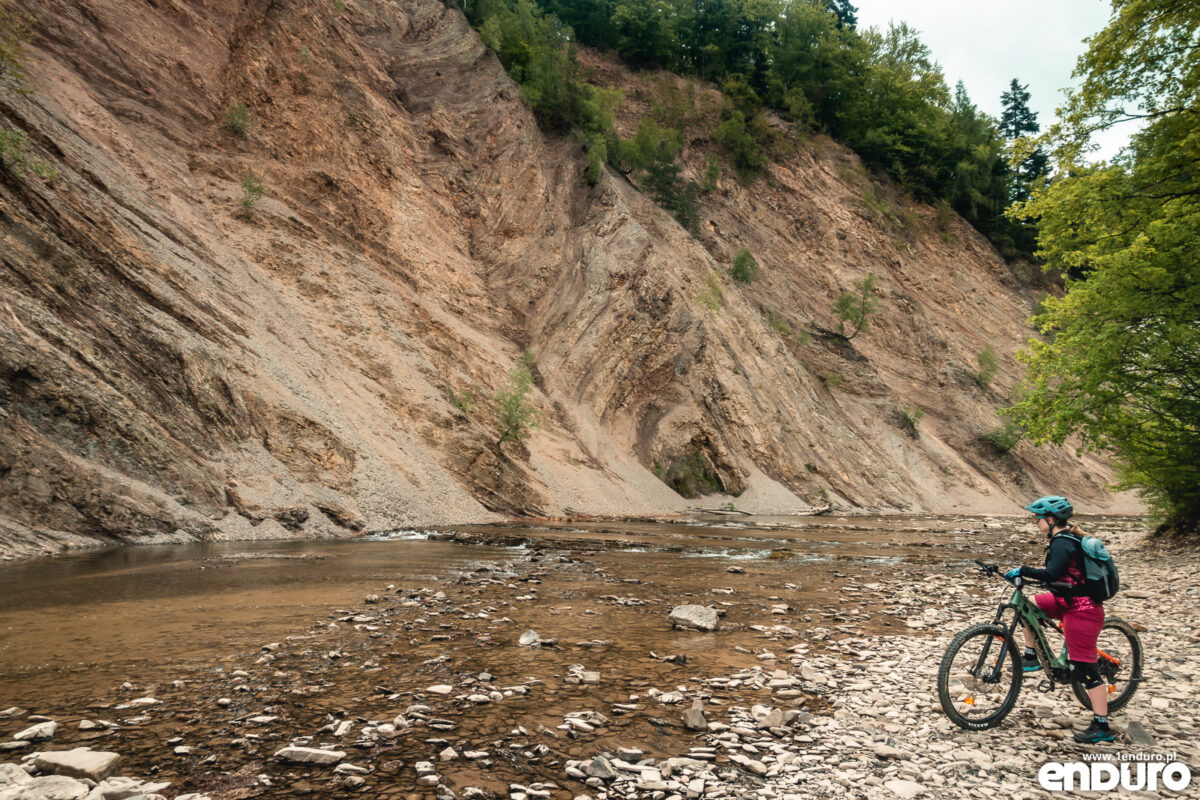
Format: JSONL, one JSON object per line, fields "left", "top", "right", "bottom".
{"left": 938, "top": 623, "right": 1022, "bottom": 730}
{"left": 1071, "top": 616, "right": 1143, "bottom": 713}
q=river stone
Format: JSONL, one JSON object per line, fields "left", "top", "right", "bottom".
{"left": 884, "top": 779, "right": 926, "bottom": 799}
{"left": 0, "top": 764, "right": 31, "bottom": 787}
{"left": 8, "top": 775, "right": 89, "bottom": 800}
{"left": 668, "top": 605, "right": 719, "bottom": 631}
{"left": 751, "top": 705, "right": 784, "bottom": 729}
{"left": 1126, "top": 720, "right": 1155, "bottom": 746}
{"left": 873, "top": 744, "right": 911, "bottom": 760}
{"left": 33, "top": 749, "right": 121, "bottom": 782}
{"left": 83, "top": 776, "right": 171, "bottom": 800}
{"left": 682, "top": 700, "right": 707, "bottom": 731}
{"left": 274, "top": 746, "right": 345, "bottom": 765}
{"left": 584, "top": 756, "right": 617, "bottom": 780}
{"left": 13, "top": 723, "right": 56, "bottom": 742}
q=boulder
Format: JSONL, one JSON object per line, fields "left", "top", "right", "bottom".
{"left": 33, "top": 749, "right": 121, "bottom": 782}
{"left": 668, "top": 606, "right": 719, "bottom": 631}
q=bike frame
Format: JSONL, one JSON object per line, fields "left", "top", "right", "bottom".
{"left": 989, "top": 579, "right": 1071, "bottom": 680}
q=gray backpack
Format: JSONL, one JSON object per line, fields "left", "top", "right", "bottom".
{"left": 1060, "top": 533, "right": 1120, "bottom": 601}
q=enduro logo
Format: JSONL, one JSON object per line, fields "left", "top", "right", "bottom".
{"left": 1038, "top": 753, "right": 1191, "bottom": 793}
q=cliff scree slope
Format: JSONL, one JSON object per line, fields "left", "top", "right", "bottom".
{"left": 0, "top": 0, "right": 1135, "bottom": 556}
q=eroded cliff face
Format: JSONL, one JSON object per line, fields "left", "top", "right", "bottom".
{"left": 0, "top": 0, "right": 1135, "bottom": 556}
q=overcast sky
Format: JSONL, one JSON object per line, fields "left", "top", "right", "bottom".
{"left": 854, "top": 0, "right": 1132, "bottom": 161}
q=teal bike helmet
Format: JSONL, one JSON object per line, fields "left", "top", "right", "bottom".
{"left": 1024, "top": 495, "right": 1074, "bottom": 520}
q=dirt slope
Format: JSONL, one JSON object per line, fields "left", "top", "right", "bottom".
{"left": 0, "top": 0, "right": 1136, "bottom": 556}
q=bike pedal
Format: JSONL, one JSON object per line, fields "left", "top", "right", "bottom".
{"left": 1036, "top": 680, "right": 1055, "bottom": 694}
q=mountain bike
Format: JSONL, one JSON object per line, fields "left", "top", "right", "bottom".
{"left": 937, "top": 560, "right": 1143, "bottom": 730}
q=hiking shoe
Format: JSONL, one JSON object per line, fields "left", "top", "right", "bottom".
{"left": 1074, "top": 720, "right": 1116, "bottom": 744}
{"left": 1021, "top": 653, "right": 1042, "bottom": 672}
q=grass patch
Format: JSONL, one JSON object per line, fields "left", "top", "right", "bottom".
{"left": 896, "top": 406, "right": 924, "bottom": 438}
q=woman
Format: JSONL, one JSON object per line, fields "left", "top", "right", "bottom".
{"left": 1006, "top": 495, "right": 1114, "bottom": 744}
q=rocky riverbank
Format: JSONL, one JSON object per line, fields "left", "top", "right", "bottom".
{"left": 1, "top": 516, "right": 1195, "bottom": 799}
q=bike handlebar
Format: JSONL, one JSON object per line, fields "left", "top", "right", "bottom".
{"left": 974, "top": 559, "right": 1047, "bottom": 589}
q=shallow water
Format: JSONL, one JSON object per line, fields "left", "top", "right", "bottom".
{"left": 0, "top": 514, "right": 1038, "bottom": 798}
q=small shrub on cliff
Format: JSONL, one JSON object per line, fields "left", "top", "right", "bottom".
{"left": 0, "top": 0, "right": 35, "bottom": 94}
{"left": 0, "top": 129, "right": 56, "bottom": 180}
{"left": 981, "top": 420, "right": 1023, "bottom": 454}
{"left": 833, "top": 271, "right": 879, "bottom": 340}
{"left": 729, "top": 247, "right": 758, "bottom": 285}
{"left": 237, "top": 176, "right": 264, "bottom": 217}
{"left": 224, "top": 102, "right": 250, "bottom": 135}
{"left": 974, "top": 345, "right": 999, "bottom": 389}
{"left": 896, "top": 406, "right": 924, "bottom": 438}
{"left": 448, "top": 388, "right": 475, "bottom": 414}
{"left": 494, "top": 355, "right": 538, "bottom": 444}
{"left": 820, "top": 370, "right": 844, "bottom": 390}
{"left": 696, "top": 273, "right": 723, "bottom": 315}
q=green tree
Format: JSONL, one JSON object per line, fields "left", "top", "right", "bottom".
{"left": 823, "top": 0, "right": 856, "bottom": 29}
{"left": 833, "top": 271, "right": 879, "bottom": 339}
{"left": 999, "top": 78, "right": 1049, "bottom": 202}
{"left": 1006, "top": 0, "right": 1200, "bottom": 534}
{"left": 729, "top": 247, "right": 758, "bottom": 284}
{"left": 494, "top": 354, "right": 539, "bottom": 444}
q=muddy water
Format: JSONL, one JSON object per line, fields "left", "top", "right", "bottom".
{"left": 0, "top": 516, "right": 1033, "bottom": 799}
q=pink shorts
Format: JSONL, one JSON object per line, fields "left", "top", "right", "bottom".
{"left": 1034, "top": 593, "right": 1104, "bottom": 662}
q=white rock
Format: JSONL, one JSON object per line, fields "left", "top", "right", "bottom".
{"left": 33, "top": 749, "right": 121, "bottom": 782}
{"left": 13, "top": 722, "right": 57, "bottom": 741}
{"left": 518, "top": 630, "right": 541, "bottom": 646}
{"left": 273, "top": 746, "right": 345, "bottom": 765}
{"left": 668, "top": 605, "right": 720, "bottom": 631}
{"left": 884, "top": 779, "right": 925, "bottom": 799}
{"left": 10, "top": 775, "right": 89, "bottom": 800}
{"left": 427, "top": 685, "right": 454, "bottom": 696}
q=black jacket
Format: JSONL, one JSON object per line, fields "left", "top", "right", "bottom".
{"left": 1019, "top": 533, "right": 1084, "bottom": 594}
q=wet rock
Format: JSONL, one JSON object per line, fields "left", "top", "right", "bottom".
{"left": 33, "top": 749, "right": 121, "bottom": 782}
{"left": 668, "top": 605, "right": 719, "bottom": 631}
{"left": 333, "top": 764, "right": 368, "bottom": 775}
{"left": 682, "top": 699, "right": 707, "bottom": 731}
{"left": 583, "top": 756, "right": 617, "bottom": 780}
{"left": 83, "top": 776, "right": 171, "bottom": 799}
{"left": 274, "top": 746, "right": 346, "bottom": 765}
{"left": 13, "top": 722, "right": 57, "bottom": 741}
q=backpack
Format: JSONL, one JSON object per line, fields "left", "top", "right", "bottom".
{"left": 1059, "top": 532, "right": 1120, "bottom": 602}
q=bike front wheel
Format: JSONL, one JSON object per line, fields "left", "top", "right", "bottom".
{"left": 938, "top": 623, "right": 1023, "bottom": 730}
{"left": 1071, "top": 616, "right": 1143, "bottom": 713}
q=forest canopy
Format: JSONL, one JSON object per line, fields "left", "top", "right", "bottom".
{"left": 463, "top": 0, "right": 1040, "bottom": 255}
